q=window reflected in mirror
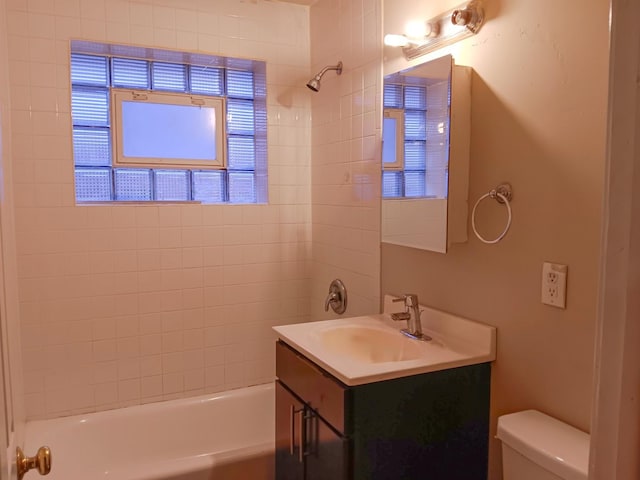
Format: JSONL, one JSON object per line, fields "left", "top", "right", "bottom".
{"left": 381, "top": 54, "right": 470, "bottom": 253}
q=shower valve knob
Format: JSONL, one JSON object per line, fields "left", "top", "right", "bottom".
{"left": 16, "top": 446, "right": 52, "bottom": 480}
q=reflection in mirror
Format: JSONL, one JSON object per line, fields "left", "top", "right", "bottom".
{"left": 381, "top": 54, "right": 470, "bottom": 253}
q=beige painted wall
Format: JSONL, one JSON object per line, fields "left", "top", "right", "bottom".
{"left": 382, "top": 1, "right": 609, "bottom": 478}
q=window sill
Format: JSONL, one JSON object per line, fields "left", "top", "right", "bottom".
{"left": 77, "top": 201, "right": 202, "bottom": 206}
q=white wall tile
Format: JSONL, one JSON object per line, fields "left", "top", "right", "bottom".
{"left": 4, "top": 0, "right": 372, "bottom": 420}
{"left": 105, "top": 0, "right": 128, "bottom": 23}
{"left": 309, "top": 0, "right": 381, "bottom": 321}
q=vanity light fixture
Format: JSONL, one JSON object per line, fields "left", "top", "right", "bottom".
{"left": 384, "top": 21, "right": 440, "bottom": 47}
{"left": 384, "top": 0, "right": 485, "bottom": 60}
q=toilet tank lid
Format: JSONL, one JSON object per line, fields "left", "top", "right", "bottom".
{"left": 497, "top": 410, "right": 590, "bottom": 480}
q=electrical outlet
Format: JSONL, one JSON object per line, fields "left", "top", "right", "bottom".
{"left": 541, "top": 262, "right": 567, "bottom": 308}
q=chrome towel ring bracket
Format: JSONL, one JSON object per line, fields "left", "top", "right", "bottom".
{"left": 471, "top": 183, "right": 513, "bottom": 244}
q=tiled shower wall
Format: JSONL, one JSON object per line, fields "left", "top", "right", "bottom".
{"left": 309, "top": 0, "right": 381, "bottom": 320}
{"left": 7, "top": 0, "right": 313, "bottom": 420}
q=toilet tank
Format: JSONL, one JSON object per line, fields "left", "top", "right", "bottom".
{"left": 497, "top": 410, "right": 589, "bottom": 480}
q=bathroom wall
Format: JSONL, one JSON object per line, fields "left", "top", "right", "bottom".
{"left": 309, "top": 0, "right": 381, "bottom": 320}
{"left": 5, "top": 0, "right": 313, "bottom": 420}
{"left": 382, "top": 0, "right": 609, "bottom": 478}
{"left": 0, "top": 0, "right": 26, "bottom": 453}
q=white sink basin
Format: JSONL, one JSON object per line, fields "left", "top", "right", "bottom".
{"left": 273, "top": 295, "right": 496, "bottom": 386}
{"left": 319, "top": 325, "right": 425, "bottom": 363}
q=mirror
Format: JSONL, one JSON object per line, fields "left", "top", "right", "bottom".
{"left": 381, "top": 54, "right": 471, "bottom": 253}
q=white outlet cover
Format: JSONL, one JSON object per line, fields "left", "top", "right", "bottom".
{"left": 542, "top": 262, "right": 568, "bottom": 308}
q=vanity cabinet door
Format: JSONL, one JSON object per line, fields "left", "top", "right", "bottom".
{"left": 276, "top": 381, "right": 305, "bottom": 480}
{"left": 305, "top": 411, "right": 349, "bottom": 480}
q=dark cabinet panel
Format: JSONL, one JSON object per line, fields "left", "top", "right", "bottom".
{"left": 305, "top": 412, "right": 348, "bottom": 480}
{"left": 275, "top": 340, "right": 491, "bottom": 480}
{"left": 276, "top": 381, "right": 305, "bottom": 480}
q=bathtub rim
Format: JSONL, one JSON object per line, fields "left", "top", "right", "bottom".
{"left": 25, "top": 382, "right": 275, "bottom": 430}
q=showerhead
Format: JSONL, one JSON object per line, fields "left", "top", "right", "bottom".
{"left": 306, "top": 61, "right": 343, "bottom": 92}
{"left": 306, "top": 76, "right": 320, "bottom": 92}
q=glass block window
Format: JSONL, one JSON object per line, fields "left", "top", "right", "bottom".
{"left": 71, "top": 48, "right": 264, "bottom": 204}
{"left": 75, "top": 168, "right": 112, "bottom": 201}
{"left": 382, "top": 83, "right": 429, "bottom": 198}
{"left": 154, "top": 170, "right": 190, "bottom": 201}
{"left": 193, "top": 170, "right": 226, "bottom": 203}
{"left": 114, "top": 169, "right": 152, "bottom": 201}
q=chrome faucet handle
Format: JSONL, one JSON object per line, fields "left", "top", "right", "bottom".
{"left": 392, "top": 294, "right": 419, "bottom": 309}
{"left": 324, "top": 291, "right": 339, "bottom": 311}
{"left": 390, "top": 311, "right": 411, "bottom": 322}
{"left": 324, "top": 279, "right": 347, "bottom": 314}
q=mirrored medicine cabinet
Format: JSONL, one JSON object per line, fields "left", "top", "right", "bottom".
{"left": 381, "top": 54, "right": 471, "bottom": 253}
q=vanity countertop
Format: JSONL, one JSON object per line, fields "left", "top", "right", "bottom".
{"left": 273, "top": 296, "right": 496, "bottom": 386}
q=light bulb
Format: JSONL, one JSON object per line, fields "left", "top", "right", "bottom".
{"left": 405, "top": 20, "right": 427, "bottom": 39}
{"left": 384, "top": 34, "right": 410, "bottom": 47}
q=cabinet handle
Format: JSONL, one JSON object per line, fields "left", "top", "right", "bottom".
{"left": 290, "top": 405, "right": 305, "bottom": 458}
{"left": 297, "top": 408, "right": 305, "bottom": 463}
{"left": 304, "top": 410, "right": 317, "bottom": 457}
{"left": 289, "top": 405, "right": 296, "bottom": 455}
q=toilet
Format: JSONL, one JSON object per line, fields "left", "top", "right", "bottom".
{"left": 497, "top": 410, "right": 590, "bottom": 480}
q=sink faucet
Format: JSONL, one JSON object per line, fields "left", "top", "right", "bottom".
{"left": 391, "top": 294, "right": 431, "bottom": 341}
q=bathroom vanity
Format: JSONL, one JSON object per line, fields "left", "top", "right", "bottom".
{"left": 273, "top": 298, "right": 496, "bottom": 480}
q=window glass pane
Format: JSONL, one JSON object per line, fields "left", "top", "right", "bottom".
{"left": 114, "top": 169, "right": 152, "bottom": 201}
{"left": 193, "top": 170, "right": 226, "bottom": 203}
{"left": 121, "top": 100, "right": 219, "bottom": 161}
{"left": 154, "top": 170, "right": 190, "bottom": 201}
{"left": 426, "top": 112, "right": 449, "bottom": 144}
{"left": 404, "top": 141, "right": 426, "bottom": 170}
{"left": 228, "top": 171, "right": 255, "bottom": 203}
{"left": 382, "top": 171, "right": 402, "bottom": 198}
{"left": 404, "top": 110, "right": 426, "bottom": 140}
{"left": 226, "top": 70, "right": 254, "bottom": 99}
{"left": 404, "top": 86, "right": 426, "bottom": 109}
{"left": 227, "top": 136, "right": 255, "bottom": 170}
{"left": 71, "top": 54, "right": 108, "bottom": 86}
{"left": 426, "top": 167, "right": 448, "bottom": 198}
{"left": 112, "top": 58, "right": 150, "bottom": 89}
{"left": 72, "top": 87, "right": 109, "bottom": 126}
{"left": 190, "top": 66, "right": 223, "bottom": 96}
{"left": 73, "top": 127, "right": 111, "bottom": 166}
{"left": 427, "top": 80, "right": 450, "bottom": 110}
{"left": 382, "top": 116, "right": 398, "bottom": 166}
{"left": 227, "top": 99, "right": 254, "bottom": 135}
{"left": 383, "top": 84, "right": 403, "bottom": 108}
{"left": 404, "top": 171, "right": 426, "bottom": 197}
{"left": 75, "top": 168, "right": 112, "bottom": 201}
{"left": 152, "top": 62, "right": 187, "bottom": 92}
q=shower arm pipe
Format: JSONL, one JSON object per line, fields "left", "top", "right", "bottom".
{"left": 312, "top": 61, "right": 343, "bottom": 80}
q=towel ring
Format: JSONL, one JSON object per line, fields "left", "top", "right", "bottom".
{"left": 471, "top": 183, "right": 513, "bottom": 244}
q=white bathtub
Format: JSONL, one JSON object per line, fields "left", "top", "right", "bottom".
{"left": 24, "top": 384, "right": 275, "bottom": 480}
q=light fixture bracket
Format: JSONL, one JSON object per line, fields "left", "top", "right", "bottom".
{"left": 400, "top": 1, "right": 484, "bottom": 60}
